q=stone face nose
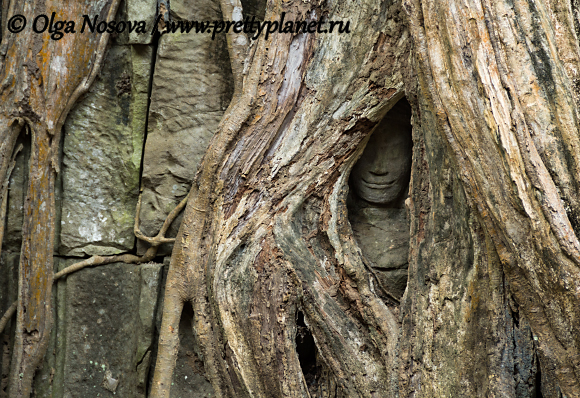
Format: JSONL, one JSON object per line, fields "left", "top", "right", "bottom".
{"left": 367, "top": 164, "right": 390, "bottom": 178}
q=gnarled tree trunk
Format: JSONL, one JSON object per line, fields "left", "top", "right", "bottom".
{"left": 150, "top": 0, "right": 580, "bottom": 396}
{"left": 404, "top": 0, "right": 580, "bottom": 396}
{"left": 1, "top": 0, "right": 580, "bottom": 396}
{"left": 151, "top": 0, "right": 411, "bottom": 396}
{"left": 0, "top": 1, "right": 120, "bottom": 396}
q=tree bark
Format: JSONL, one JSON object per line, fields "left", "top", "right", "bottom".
{"left": 0, "top": 1, "right": 120, "bottom": 396}
{"left": 152, "top": 0, "right": 580, "bottom": 396}
{"left": 151, "top": 0, "right": 412, "bottom": 396}
{"left": 1, "top": 0, "right": 580, "bottom": 396}
{"left": 404, "top": 0, "right": 580, "bottom": 396}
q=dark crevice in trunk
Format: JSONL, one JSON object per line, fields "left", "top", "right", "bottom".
{"left": 2, "top": 127, "right": 30, "bottom": 255}
{"left": 1, "top": 334, "right": 10, "bottom": 397}
{"left": 241, "top": 0, "right": 267, "bottom": 22}
{"left": 0, "top": 128, "right": 29, "bottom": 397}
{"left": 295, "top": 311, "right": 320, "bottom": 393}
{"left": 535, "top": 358, "right": 543, "bottom": 398}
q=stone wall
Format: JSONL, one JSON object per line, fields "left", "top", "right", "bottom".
{"left": 0, "top": 0, "right": 241, "bottom": 395}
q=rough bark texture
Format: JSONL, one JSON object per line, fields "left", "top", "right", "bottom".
{"left": 1, "top": 0, "right": 580, "bottom": 396}
{"left": 0, "top": 0, "right": 121, "bottom": 396}
{"left": 151, "top": 0, "right": 412, "bottom": 396}
{"left": 399, "top": 87, "right": 544, "bottom": 398}
{"left": 404, "top": 0, "right": 580, "bottom": 396}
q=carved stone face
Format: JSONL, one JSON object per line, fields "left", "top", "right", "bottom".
{"left": 350, "top": 104, "right": 412, "bottom": 206}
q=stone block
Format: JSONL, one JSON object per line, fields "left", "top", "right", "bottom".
{"left": 137, "top": 2, "right": 233, "bottom": 254}
{"left": 127, "top": 0, "right": 157, "bottom": 45}
{"left": 31, "top": 259, "right": 164, "bottom": 398}
{"left": 112, "top": 0, "right": 157, "bottom": 45}
{"left": 59, "top": 45, "right": 152, "bottom": 256}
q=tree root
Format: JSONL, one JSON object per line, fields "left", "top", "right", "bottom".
{"left": 219, "top": 0, "right": 249, "bottom": 99}
{"left": 2, "top": 3, "right": 124, "bottom": 395}
{"left": 133, "top": 190, "right": 189, "bottom": 246}
{"left": 0, "top": 301, "right": 16, "bottom": 335}
{"left": 56, "top": 190, "right": 189, "bottom": 279}
{"left": 0, "top": 190, "right": 190, "bottom": 335}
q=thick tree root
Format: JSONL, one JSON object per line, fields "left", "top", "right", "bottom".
{"left": 149, "top": 283, "right": 184, "bottom": 398}
{"left": 0, "top": 191, "right": 189, "bottom": 335}
{"left": 2, "top": 1, "right": 124, "bottom": 396}
{"left": 0, "top": 301, "right": 17, "bottom": 335}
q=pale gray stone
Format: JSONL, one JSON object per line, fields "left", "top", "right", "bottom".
{"left": 127, "top": 0, "right": 157, "bottom": 44}
{"left": 59, "top": 45, "right": 152, "bottom": 256}
{"left": 112, "top": 0, "right": 157, "bottom": 45}
{"left": 33, "top": 259, "right": 164, "bottom": 398}
{"left": 137, "top": 0, "right": 233, "bottom": 255}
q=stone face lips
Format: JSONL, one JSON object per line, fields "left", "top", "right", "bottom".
{"left": 59, "top": 45, "right": 152, "bottom": 256}
{"left": 137, "top": 0, "right": 233, "bottom": 254}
